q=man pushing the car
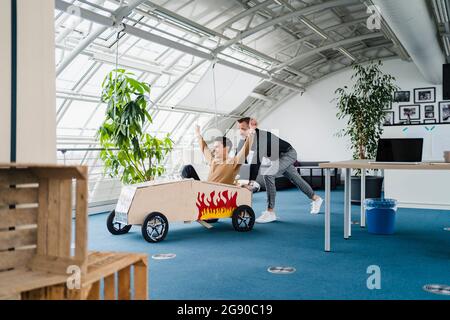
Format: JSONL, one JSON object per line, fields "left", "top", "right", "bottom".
{"left": 181, "top": 123, "right": 255, "bottom": 186}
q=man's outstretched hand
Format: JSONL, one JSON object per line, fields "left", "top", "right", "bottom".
{"left": 195, "top": 125, "right": 201, "bottom": 137}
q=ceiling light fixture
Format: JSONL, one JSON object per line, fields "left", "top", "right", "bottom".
{"left": 338, "top": 47, "right": 356, "bottom": 61}
{"left": 300, "top": 18, "right": 328, "bottom": 40}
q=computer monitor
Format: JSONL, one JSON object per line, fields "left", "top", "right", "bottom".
{"left": 376, "top": 138, "right": 423, "bottom": 162}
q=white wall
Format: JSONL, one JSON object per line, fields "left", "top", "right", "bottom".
{"left": 0, "top": 0, "right": 57, "bottom": 164}
{"left": 261, "top": 58, "right": 450, "bottom": 209}
{"left": 17, "top": 0, "right": 57, "bottom": 163}
{"left": 0, "top": 1, "right": 11, "bottom": 162}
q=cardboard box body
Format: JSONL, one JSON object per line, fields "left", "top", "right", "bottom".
{"left": 117, "top": 180, "right": 252, "bottom": 225}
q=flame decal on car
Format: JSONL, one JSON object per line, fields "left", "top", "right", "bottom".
{"left": 196, "top": 190, "right": 238, "bottom": 220}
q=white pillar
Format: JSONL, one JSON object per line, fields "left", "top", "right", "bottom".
{"left": 0, "top": 0, "right": 57, "bottom": 164}
{"left": 0, "top": 1, "right": 11, "bottom": 162}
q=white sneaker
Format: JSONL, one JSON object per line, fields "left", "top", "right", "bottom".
{"left": 255, "top": 211, "right": 277, "bottom": 223}
{"left": 310, "top": 197, "right": 323, "bottom": 214}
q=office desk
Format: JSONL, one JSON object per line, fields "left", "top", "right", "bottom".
{"left": 319, "top": 160, "right": 450, "bottom": 252}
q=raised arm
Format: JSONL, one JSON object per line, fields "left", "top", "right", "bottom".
{"left": 235, "top": 129, "right": 255, "bottom": 164}
{"left": 195, "top": 125, "right": 213, "bottom": 164}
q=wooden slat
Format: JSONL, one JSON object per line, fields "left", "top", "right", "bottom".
{"left": 87, "top": 252, "right": 118, "bottom": 269}
{"left": 0, "top": 291, "right": 21, "bottom": 300}
{"left": 87, "top": 281, "right": 100, "bottom": 300}
{"left": 0, "top": 188, "right": 38, "bottom": 205}
{"left": 0, "top": 268, "right": 67, "bottom": 297}
{"left": 0, "top": 208, "right": 38, "bottom": 229}
{"left": 0, "top": 169, "right": 38, "bottom": 186}
{"left": 30, "top": 167, "right": 87, "bottom": 180}
{"left": 118, "top": 266, "right": 131, "bottom": 300}
{"left": 103, "top": 274, "right": 115, "bottom": 300}
{"left": 29, "top": 254, "right": 82, "bottom": 275}
{"left": 36, "top": 178, "right": 49, "bottom": 256}
{"left": 47, "top": 286, "right": 65, "bottom": 300}
{"left": 133, "top": 260, "right": 148, "bottom": 300}
{"left": 58, "top": 180, "right": 72, "bottom": 258}
{"left": 84, "top": 252, "right": 146, "bottom": 286}
{"left": 21, "top": 288, "right": 46, "bottom": 300}
{"left": 66, "top": 288, "right": 82, "bottom": 300}
{"left": 0, "top": 228, "right": 37, "bottom": 251}
{"left": 0, "top": 248, "right": 36, "bottom": 271}
{"left": 75, "top": 172, "right": 88, "bottom": 269}
{"left": 47, "top": 180, "right": 61, "bottom": 256}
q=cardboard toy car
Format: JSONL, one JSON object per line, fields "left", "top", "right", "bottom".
{"left": 106, "top": 179, "right": 255, "bottom": 242}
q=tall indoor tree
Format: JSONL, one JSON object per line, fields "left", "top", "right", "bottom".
{"left": 335, "top": 61, "right": 398, "bottom": 201}
{"left": 98, "top": 69, "right": 173, "bottom": 184}
{"left": 335, "top": 61, "right": 398, "bottom": 160}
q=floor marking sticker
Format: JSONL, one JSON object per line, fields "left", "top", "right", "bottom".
{"left": 152, "top": 253, "right": 176, "bottom": 260}
{"left": 267, "top": 266, "right": 296, "bottom": 274}
{"left": 423, "top": 284, "right": 450, "bottom": 296}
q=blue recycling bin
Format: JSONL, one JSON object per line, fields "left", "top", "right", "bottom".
{"left": 364, "top": 198, "right": 397, "bottom": 235}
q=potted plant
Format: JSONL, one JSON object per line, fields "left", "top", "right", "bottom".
{"left": 97, "top": 69, "right": 173, "bottom": 184}
{"left": 335, "top": 61, "right": 398, "bottom": 203}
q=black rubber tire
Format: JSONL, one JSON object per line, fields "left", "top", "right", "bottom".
{"left": 141, "top": 212, "right": 169, "bottom": 243}
{"left": 204, "top": 219, "right": 219, "bottom": 223}
{"left": 232, "top": 205, "right": 255, "bottom": 232}
{"left": 106, "top": 210, "right": 132, "bottom": 235}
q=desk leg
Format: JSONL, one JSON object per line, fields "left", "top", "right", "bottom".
{"left": 348, "top": 169, "right": 352, "bottom": 237}
{"left": 361, "top": 169, "right": 366, "bottom": 228}
{"left": 325, "top": 168, "right": 331, "bottom": 252}
{"left": 344, "top": 168, "right": 350, "bottom": 239}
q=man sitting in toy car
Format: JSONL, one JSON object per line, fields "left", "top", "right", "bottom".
{"left": 181, "top": 125, "right": 255, "bottom": 186}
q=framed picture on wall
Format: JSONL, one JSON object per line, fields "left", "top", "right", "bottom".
{"left": 383, "top": 100, "right": 393, "bottom": 110}
{"left": 399, "top": 105, "right": 421, "bottom": 121}
{"left": 383, "top": 111, "right": 394, "bottom": 126}
{"left": 414, "top": 87, "right": 436, "bottom": 104}
{"left": 423, "top": 105, "right": 436, "bottom": 119}
{"left": 393, "top": 91, "right": 410, "bottom": 103}
{"left": 439, "top": 101, "right": 450, "bottom": 123}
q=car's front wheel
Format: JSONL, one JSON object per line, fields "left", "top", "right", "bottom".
{"left": 141, "top": 212, "right": 169, "bottom": 243}
{"left": 106, "top": 210, "right": 132, "bottom": 235}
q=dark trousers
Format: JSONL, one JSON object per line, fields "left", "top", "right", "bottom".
{"left": 181, "top": 165, "right": 201, "bottom": 181}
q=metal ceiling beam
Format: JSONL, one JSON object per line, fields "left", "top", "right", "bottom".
{"left": 56, "top": 0, "right": 305, "bottom": 92}
{"left": 143, "top": 0, "right": 310, "bottom": 79}
{"left": 301, "top": 43, "right": 394, "bottom": 74}
{"left": 214, "top": 0, "right": 273, "bottom": 31}
{"left": 55, "top": 0, "right": 148, "bottom": 76}
{"left": 271, "top": 32, "right": 383, "bottom": 71}
{"left": 295, "top": 44, "right": 396, "bottom": 88}
{"left": 274, "top": 18, "right": 367, "bottom": 54}
{"left": 214, "top": 0, "right": 359, "bottom": 52}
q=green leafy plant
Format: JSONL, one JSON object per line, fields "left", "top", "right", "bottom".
{"left": 335, "top": 61, "right": 398, "bottom": 160}
{"left": 98, "top": 69, "right": 173, "bottom": 184}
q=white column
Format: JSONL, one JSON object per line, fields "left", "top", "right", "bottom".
{"left": 16, "top": 0, "right": 57, "bottom": 163}
{"left": 0, "top": 1, "right": 11, "bottom": 162}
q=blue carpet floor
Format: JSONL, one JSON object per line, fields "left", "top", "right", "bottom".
{"left": 88, "top": 188, "right": 450, "bottom": 300}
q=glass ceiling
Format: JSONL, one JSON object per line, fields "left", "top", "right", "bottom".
{"left": 54, "top": 0, "right": 402, "bottom": 207}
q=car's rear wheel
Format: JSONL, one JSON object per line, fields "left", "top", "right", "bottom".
{"left": 141, "top": 212, "right": 169, "bottom": 243}
{"left": 106, "top": 210, "right": 132, "bottom": 235}
{"left": 232, "top": 205, "right": 255, "bottom": 232}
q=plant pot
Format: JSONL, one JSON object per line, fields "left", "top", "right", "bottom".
{"left": 351, "top": 176, "right": 384, "bottom": 204}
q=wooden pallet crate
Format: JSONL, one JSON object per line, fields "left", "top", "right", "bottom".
{"left": 0, "top": 163, "right": 148, "bottom": 300}
{"left": 21, "top": 251, "right": 148, "bottom": 300}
